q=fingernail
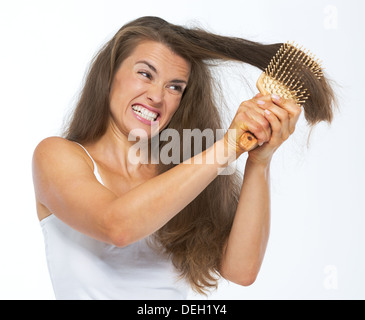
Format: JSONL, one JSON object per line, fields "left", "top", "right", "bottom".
{"left": 264, "top": 109, "right": 271, "bottom": 115}
{"left": 271, "top": 94, "right": 281, "bottom": 101}
{"left": 257, "top": 100, "right": 265, "bottom": 105}
{"left": 259, "top": 142, "right": 264, "bottom": 146}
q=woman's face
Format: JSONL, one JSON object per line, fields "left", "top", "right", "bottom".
{"left": 109, "top": 40, "right": 191, "bottom": 138}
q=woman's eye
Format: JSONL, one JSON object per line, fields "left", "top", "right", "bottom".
{"left": 138, "top": 71, "right": 152, "bottom": 79}
{"left": 168, "top": 85, "right": 183, "bottom": 93}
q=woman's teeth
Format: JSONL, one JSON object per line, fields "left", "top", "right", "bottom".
{"left": 132, "top": 105, "right": 158, "bottom": 121}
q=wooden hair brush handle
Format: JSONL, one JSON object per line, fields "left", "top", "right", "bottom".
{"left": 238, "top": 73, "right": 267, "bottom": 151}
{"left": 239, "top": 132, "right": 259, "bottom": 151}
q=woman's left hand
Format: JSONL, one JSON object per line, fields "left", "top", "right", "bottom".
{"left": 248, "top": 93, "right": 302, "bottom": 165}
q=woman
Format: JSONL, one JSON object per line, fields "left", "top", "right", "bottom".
{"left": 32, "top": 16, "right": 335, "bottom": 299}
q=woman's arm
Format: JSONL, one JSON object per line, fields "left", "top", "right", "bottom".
{"left": 103, "top": 138, "right": 234, "bottom": 246}
{"left": 32, "top": 136, "right": 233, "bottom": 247}
{"left": 220, "top": 159, "right": 271, "bottom": 286}
{"left": 219, "top": 94, "right": 302, "bottom": 286}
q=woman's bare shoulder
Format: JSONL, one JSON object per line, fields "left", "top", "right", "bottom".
{"left": 32, "top": 137, "right": 97, "bottom": 219}
{"left": 32, "top": 136, "right": 94, "bottom": 181}
{"left": 33, "top": 137, "right": 91, "bottom": 164}
{"left": 34, "top": 136, "right": 77, "bottom": 154}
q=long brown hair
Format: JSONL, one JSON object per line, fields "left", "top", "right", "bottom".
{"left": 63, "top": 16, "right": 336, "bottom": 294}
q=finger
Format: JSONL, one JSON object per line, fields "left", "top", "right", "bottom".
{"left": 254, "top": 94, "right": 272, "bottom": 107}
{"left": 256, "top": 96, "right": 295, "bottom": 139}
{"left": 257, "top": 102, "right": 290, "bottom": 140}
{"left": 239, "top": 103, "right": 271, "bottom": 142}
{"left": 246, "top": 109, "right": 271, "bottom": 141}
{"left": 241, "top": 118, "right": 270, "bottom": 146}
{"left": 237, "top": 109, "right": 272, "bottom": 145}
{"left": 271, "top": 94, "right": 302, "bottom": 134}
{"left": 263, "top": 109, "right": 282, "bottom": 142}
{"left": 238, "top": 98, "right": 265, "bottom": 112}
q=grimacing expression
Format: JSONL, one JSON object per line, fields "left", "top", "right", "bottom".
{"left": 109, "top": 40, "right": 191, "bottom": 138}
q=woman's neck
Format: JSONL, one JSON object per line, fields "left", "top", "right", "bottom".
{"left": 84, "top": 122, "right": 155, "bottom": 178}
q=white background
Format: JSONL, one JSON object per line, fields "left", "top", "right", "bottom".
{"left": 0, "top": 0, "right": 364, "bottom": 300}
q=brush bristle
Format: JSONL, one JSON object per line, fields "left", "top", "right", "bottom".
{"left": 262, "top": 41, "right": 324, "bottom": 104}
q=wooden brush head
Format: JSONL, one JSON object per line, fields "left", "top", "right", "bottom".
{"left": 239, "top": 41, "right": 329, "bottom": 151}
{"left": 257, "top": 41, "right": 324, "bottom": 105}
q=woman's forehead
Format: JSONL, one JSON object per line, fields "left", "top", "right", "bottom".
{"left": 127, "top": 40, "right": 191, "bottom": 79}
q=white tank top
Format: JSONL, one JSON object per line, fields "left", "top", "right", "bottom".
{"left": 40, "top": 143, "right": 189, "bottom": 300}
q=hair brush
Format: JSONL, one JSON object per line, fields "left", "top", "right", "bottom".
{"left": 239, "top": 41, "right": 324, "bottom": 151}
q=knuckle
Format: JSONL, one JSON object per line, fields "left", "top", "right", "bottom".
{"left": 289, "top": 123, "right": 297, "bottom": 134}
{"left": 239, "top": 100, "right": 254, "bottom": 109}
{"left": 282, "top": 111, "right": 290, "bottom": 121}
{"left": 256, "top": 115, "right": 269, "bottom": 127}
{"left": 255, "top": 94, "right": 271, "bottom": 103}
{"left": 262, "top": 120, "right": 270, "bottom": 129}
{"left": 250, "top": 122, "right": 261, "bottom": 132}
{"left": 234, "top": 113, "right": 245, "bottom": 125}
{"left": 238, "top": 105, "right": 250, "bottom": 116}
{"left": 238, "top": 102, "right": 247, "bottom": 109}
{"left": 280, "top": 97, "right": 287, "bottom": 104}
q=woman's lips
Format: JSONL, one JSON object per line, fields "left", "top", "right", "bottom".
{"left": 135, "top": 103, "right": 161, "bottom": 115}
{"left": 130, "top": 104, "right": 161, "bottom": 126}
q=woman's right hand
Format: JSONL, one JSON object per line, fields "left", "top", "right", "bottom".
{"left": 224, "top": 94, "right": 272, "bottom": 158}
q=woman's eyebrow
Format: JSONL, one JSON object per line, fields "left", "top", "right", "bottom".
{"left": 136, "top": 60, "right": 188, "bottom": 85}
{"left": 136, "top": 60, "right": 157, "bottom": 73}
{"left": 170, "top": 79, "right": 188, "bottom": 85}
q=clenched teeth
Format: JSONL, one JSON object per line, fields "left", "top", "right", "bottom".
{"left": 132, "top": 105, "right": 159, "bottom": 121}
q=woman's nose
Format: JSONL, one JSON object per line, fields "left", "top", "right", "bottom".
{"left": 147, "top": 84, "right": 164, "bottom": 105}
